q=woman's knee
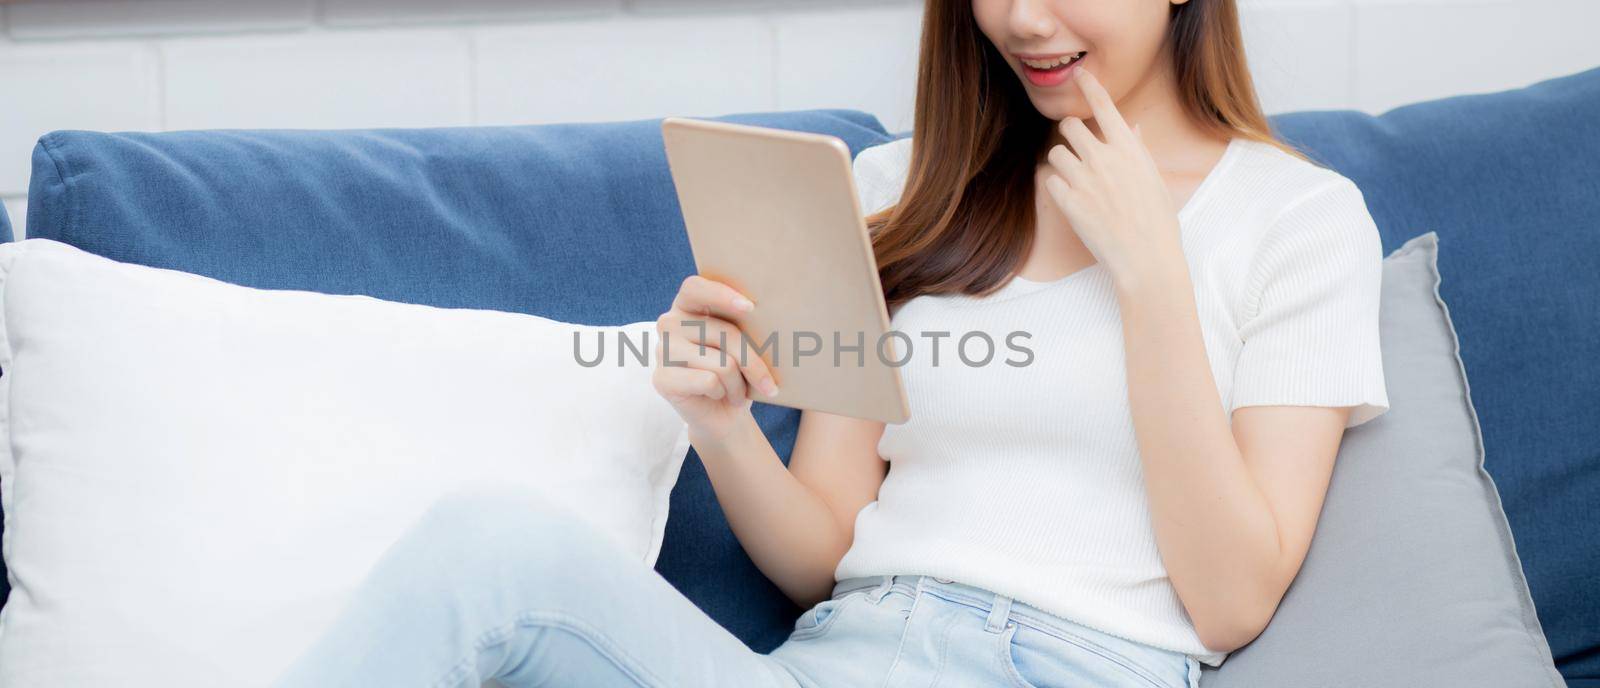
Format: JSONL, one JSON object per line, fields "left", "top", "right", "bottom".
{"left": 412, "top": 487, "right": 587, "bottom": 552}
{"left": 388, "top": 488, "right": 644, "bottom": 622}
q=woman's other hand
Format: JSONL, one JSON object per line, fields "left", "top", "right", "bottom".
{"left": 1042, "top": 67, "right": 1185, "bottom": 288}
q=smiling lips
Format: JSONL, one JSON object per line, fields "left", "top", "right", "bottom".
{"left": 1018, "top": 51, "right": 1087, "bottom": 87}
{"left": 1019, "top": 51, "right": 1086, "bottom": 69}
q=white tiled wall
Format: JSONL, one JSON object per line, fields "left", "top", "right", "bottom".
{"left": 162, "top": 30, "right": 474, "bottom": 131}
{"left": 1, "top": 0, "right": 1596, "bottom": 238}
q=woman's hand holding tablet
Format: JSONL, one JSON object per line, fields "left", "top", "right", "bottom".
{"left": 652, "top": 275, "right": 779, "bottom": 444}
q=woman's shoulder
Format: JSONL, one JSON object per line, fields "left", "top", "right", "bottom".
{"left": 853, "top": 135, "right": 914, "bottom": 214}
{"left": 856, "top": 135, "right": 913, "bottom": 169}
{"left": 1227, "top": 137, "right": 1370, "bottom": 219}
{"left": 1226, "top": 139, "right": 1383, "bottom": 283}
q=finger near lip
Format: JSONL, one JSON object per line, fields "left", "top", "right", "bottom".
{"left": 1073, "top": 68, "right": 1110, "bottom": 113}
{"left": 1073, "top": 67, "right": 1131, "bottom": 135}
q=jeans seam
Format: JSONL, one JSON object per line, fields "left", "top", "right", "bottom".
{"left": 877, "top": 588, "right": 924, "bottom": 688}
{"left": 1008, "top": 620, "right": 1172, "bottom": 688}
{"left": 928, "top": 610, "right": 957, "bottom": 687}
{"left": 920, "top": 587, "right": 991, "bottom": 612}
{"left": 788, "top": 592, "right": 861, "bottom": 642}
{"left": 888, "top": 582, "right": 917, "bottom": 602}
{"left": 430, "top": 610, "right": 666, "bottom": 688}
{"left": 834, "top": 576, "right": 888, "bottom": 601}
{"left": 919, "top": 588, "right": 1177, "bottom": 688}
{"left": 996, "top": 624, "right": 1039, "bottom": 688}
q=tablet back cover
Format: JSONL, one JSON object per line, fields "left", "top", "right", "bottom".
{"left": 662, "top": 117, "right": 909, "bottom": 424}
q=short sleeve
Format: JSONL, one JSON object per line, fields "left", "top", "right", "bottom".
{"left": 1231, "top": 178, "right": 1390, "bottom": 429}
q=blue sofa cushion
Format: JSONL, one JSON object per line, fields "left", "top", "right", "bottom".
{"left": 1272, "top": 67, "right": 1600, "bottom": 685}
{"left": 3, "top": 110, "right": 892, "bottom": 652}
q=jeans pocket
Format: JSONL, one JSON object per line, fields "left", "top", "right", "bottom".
{"left": 997, "top": 622, "right": 1174, "bottom": 688}
{"left": 788, "top": 591, "right": 862, "bottom": 642}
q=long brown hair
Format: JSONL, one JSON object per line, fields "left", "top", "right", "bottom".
{"left": 871, "top": 0, "right": 1294, "bottom": 314}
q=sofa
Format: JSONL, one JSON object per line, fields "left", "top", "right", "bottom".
{"left": 1, "top": 66, "right": 1595, "bottom": 686}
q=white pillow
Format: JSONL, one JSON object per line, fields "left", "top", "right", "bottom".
{"left": 0, "top": 238, "right": 690, "bottom": 687}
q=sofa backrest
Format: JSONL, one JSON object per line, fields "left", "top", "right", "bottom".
{"left": 1271, "top": 67, "right": 1600, "bottom": 683}
{"left": 4, "top": 110, "right": 893, "bottom": 651}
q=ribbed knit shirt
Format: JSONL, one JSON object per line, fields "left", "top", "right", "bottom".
{"left": 835, "top": 135, "right": 1390, "bottom": 667}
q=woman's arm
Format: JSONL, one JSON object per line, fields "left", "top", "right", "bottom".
{"left": 1115, "top": 261, "right": 1350, "bottom": 653}
{"left": 652, "top": 275, "right": 887, "bottom": 610}
{"left": 692, "top": 409, "right": 887, "bottom": 609}
{"left": 1040, "top": 67, "right": 1371, "bottom": 653}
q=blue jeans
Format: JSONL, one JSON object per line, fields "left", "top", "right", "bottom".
{"left": 273, "top": 491, "right": 1203, "bottom": 688}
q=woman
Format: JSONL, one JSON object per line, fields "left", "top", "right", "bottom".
{"left": 277, "top": 0, "right": 1388, "bottom": 686}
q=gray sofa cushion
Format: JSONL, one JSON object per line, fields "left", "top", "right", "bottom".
{"left": 1202, "top": 232, "right": 1561, "bottom": 686}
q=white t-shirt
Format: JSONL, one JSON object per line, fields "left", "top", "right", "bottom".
{"left": 835, "top": 135, "right": 1390, "bottom": 667}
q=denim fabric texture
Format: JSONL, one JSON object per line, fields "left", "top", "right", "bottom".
{"left": 272, "top": 490, "right": 1200, "bottom": 688}
{"left": 5, "top": 67, "right": 1599, "bottom": 685}
{"left": 0, "top": 203, "right": 11, "bottom": 243}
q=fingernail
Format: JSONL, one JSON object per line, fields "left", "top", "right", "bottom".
{"left": 733, "top": 297, "right": 754, "bottom": 312}
{"left": 761, "top": 379, "right": 780, "bottom": 398}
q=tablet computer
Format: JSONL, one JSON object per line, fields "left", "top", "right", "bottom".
{"left": 661, "top": 117, "right": 910, "bottom": 425}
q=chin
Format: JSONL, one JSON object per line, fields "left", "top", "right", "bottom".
{"left": 1028, "top": 95, "right": 1092, "bottom": 122}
